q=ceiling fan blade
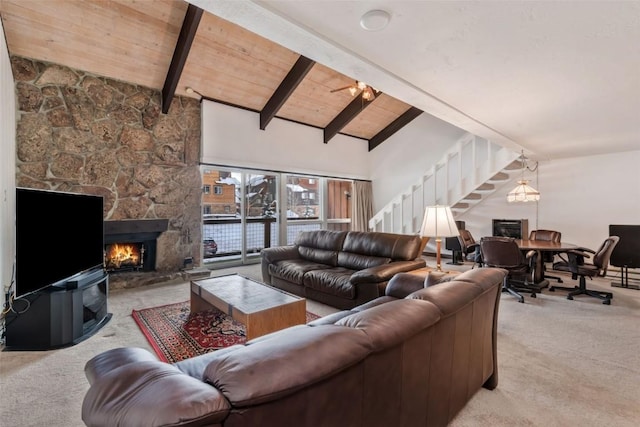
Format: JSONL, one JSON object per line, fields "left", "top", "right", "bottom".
{"left": 330, "top": 85, "right": 355, "bottom": 93}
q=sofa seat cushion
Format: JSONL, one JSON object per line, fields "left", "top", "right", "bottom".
{"left": 269, "top": 259, "right": 332, "bottom": 285}
{"left": 303, "top": 267, "right": 357, "bottom": 299}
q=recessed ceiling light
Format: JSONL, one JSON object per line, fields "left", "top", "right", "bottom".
{"left": 360, "top": 9, "right": 391, "bottom": 31}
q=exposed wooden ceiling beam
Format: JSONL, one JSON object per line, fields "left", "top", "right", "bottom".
{"left": 323, "top": 93, "right": 381, "bottom": 144}
{"left": 368, "top": 107, "right": 423, "bottom": 151}
{"left": 260, "top": 56, "right": 315, "bottom": 130}
{"left": 161, "top": 3, "right": 203, "bottom": 114}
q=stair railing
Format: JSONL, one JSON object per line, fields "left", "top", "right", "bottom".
{"left": 369, "top": 133, "right": 520, "bottom": 234}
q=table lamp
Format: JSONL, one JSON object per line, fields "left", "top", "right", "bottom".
{"left": 420, "top": 205, "right": 459, "bottom": 271}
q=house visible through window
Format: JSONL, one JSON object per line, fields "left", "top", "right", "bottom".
{"left": 200, "top": 166, "right": 352, "bottom": 263}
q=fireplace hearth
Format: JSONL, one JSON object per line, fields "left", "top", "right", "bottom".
{"left": 104, "top": 219, "right": 168, "bottom": 273}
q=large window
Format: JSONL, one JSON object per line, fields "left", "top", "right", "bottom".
{"left": 284, "top": 175, "right": 352, "bottom": 244}
{"left": 201, "top": 166, "right": 352, "bottom": 264}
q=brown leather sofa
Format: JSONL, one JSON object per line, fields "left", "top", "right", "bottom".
{"left": 82, "top": 267, "right": 507, "bottom": 427}
{"left": 261, "top": 229, "right": 427, "bottom": 309}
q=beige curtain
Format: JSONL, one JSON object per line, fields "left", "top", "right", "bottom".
{"left": 351, "top": 180, "right": 374, "bottom": 232}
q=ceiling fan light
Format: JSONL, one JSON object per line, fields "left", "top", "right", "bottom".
{"left": 356, "top": 80, "right": 367, "bottom": 90}
{"left": 348, "top": 87, "right": 357, "bottom": 96}
{"left": 362, "top": 87, "right": 375, "bottom": 101}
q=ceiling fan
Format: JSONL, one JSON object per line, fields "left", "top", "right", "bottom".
{"left": 330, "top": 80, "right": 379, "bottom": 101}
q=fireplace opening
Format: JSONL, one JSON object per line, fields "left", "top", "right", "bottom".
{"left": 103, "top": 219, "right": 168, "bottom": 274}
{"left": 105, "top": 242, "right": 144, "bottom": 272}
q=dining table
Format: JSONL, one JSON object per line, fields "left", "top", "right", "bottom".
{"left": 515, "top": 239, "right": 579, "bottom": 288}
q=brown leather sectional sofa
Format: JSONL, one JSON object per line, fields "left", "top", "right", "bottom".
{"left": 82, "top": 267, "right": 507, "bottom": 427}
{"left": 261, "top": 229, "right": 427, "bottom": 309}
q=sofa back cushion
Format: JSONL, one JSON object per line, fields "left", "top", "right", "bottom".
{"left": 337, "top": 252, "right": 391, "bottom": 270}
{"left": 203, "top": 325, "right": 371, "bottom": 406}
{"left": 335, "top": 299, "right": 440, "bottom": 350}
{"left": 295, "top": 230, "right": 347, "bottom": 266}
{"left": 407, "top": 268, "right": 505, "bottom": 317}
{"left": 342, "top": 231, "right": 423, "bottom": 261}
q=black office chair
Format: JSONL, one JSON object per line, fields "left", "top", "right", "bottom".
{"left": 446, "top": 229, "right": 481, "bottom": 267}
{"left": 460, "top": 229, "right": 483, "bottom": 268}
{"left": 480, "top": 236, "right": 538, "bottom": 303}
{"left": 529, "top": 229, "right": 564, "bottom": 283}
{"left": 550, "top": 236, "right": 619, "bottom": 305}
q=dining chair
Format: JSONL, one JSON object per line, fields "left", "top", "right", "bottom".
{"left": 529, "top": 229, "right": 564, "bottom": 283}
{"left": 460, "top": 229, "right": 482, "bottom": 266}
{"left": 445, "top": 229, "right": 481, "bottom": 267}
{"left": 550, "top": 236, "right": 619, "bottom": 305}
{"left": 480, "top": 236, "right": 538, "bottom": 303}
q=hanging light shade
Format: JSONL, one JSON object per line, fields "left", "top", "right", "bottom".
{"left": 507, "top": 180, "right": 540, "bottom": 202}
{"left": 507, "top": 150, "right": 540, "bottom": 203}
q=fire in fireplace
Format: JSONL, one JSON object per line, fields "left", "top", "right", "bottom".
{"left": 104, "top": 242, "right": 144, "bottom": 271}
{"left": 103, "top": 219, "right": 168, "bottom": 273}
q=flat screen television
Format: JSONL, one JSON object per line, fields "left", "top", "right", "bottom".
{"left": 15, "top": 188, "right": 105, "bottom": 298}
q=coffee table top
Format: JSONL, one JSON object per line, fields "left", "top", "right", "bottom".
{"left": 192, "top": 274, "right": 304, "bottom": 314}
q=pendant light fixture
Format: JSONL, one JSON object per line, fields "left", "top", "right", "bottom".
{"left": 507, "top": 150, "right": 540, "bottom": 203}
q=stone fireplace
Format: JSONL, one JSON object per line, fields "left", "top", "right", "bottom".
{"left": 13, "top": 57, "right": 204, "bottom": 289}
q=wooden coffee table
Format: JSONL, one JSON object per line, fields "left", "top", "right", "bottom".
{"left": 190, "top": 274, "right": 306, "bottom": 340}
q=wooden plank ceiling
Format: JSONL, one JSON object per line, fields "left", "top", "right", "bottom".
{"left": 0, "top": 0, "right": 422, "bottom": 149}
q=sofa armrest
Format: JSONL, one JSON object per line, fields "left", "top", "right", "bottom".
{"left": 350, "top": 259, "right": 426, "bottom": 284}
{"left": 83, "top": 352, "right": 230, "bottom": 427}
{"left": 385, "top": 273, "right": 425, "bottom": 298}
{"left": 261, "top": 245, "right": 300, "bottom": 263}
{"left": 261, "top": 245, "right": 300, "bottom": 284}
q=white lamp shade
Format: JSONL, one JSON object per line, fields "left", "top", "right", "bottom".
{"left": 507, "top": 180, "right": 540, "bottom": 203}
{"left": 420, "top": 205, "right": 459, "bottom": 238}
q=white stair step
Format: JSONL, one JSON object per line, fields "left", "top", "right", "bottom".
{"left": 488, "top": 172, "right": 509, "bottom": 181}
{"left": 476, "top": 183, "right": 495, "bottom": 191}
{"left": 463, "top": 193, "right": 482, "bottom": 200}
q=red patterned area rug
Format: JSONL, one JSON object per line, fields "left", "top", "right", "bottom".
{"left": 132, "top": 301, "right": 320, "bottom": 363}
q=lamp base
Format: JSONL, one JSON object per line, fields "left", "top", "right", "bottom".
{"left": 435, "top": 238, "right": 443, "bottom": 272}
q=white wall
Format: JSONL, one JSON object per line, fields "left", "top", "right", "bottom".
{"left": 1, "top": 18, "right": 17, "bottom": 313}
{"left": 201, "top": 100, "right": 370, "bottom": 179}
{"left": 368, "top": 113, "right": 467, "bottom": 212}
{"left": 457, "top": 150, "right": 640, "bottom": 252}
{"left": 191, "top": 96, "right": 640, "bottom": 257}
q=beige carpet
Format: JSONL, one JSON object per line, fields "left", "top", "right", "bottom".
{"left": 1, "top": 261, "right": 639, "bottom": 426}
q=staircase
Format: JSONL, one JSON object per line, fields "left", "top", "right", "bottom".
{"left": 369, "top": 133, "right": 521, "bottom": 235}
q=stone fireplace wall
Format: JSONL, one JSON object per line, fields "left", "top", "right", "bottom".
{"left": 12, "top": 56, "right": 203, "bottom": 280}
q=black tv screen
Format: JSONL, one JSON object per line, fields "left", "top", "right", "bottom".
{"left": 15, "top": 188, "right": 104, "bottom": 298}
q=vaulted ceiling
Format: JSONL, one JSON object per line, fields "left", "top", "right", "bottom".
{"left": 2, "top": 1, "right": 638, "bottom": 160}
{"left": 0, "top": 0, "right": 421, "bottom": 151}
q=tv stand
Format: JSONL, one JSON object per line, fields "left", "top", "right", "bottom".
{"left": 4, "top": 269, "right": 110, "bottom": 350}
